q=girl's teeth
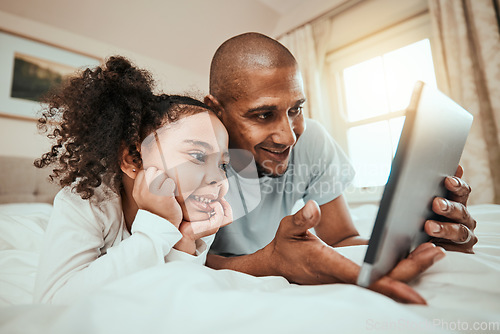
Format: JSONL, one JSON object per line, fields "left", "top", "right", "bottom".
{"left": 193, "top": 195, "right": 214, "bottom": 204}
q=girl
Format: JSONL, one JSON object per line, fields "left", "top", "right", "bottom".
{"left": 33, "top": 56, "right": 232, "bottom": 304}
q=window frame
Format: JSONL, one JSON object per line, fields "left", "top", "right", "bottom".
{"left": 325, "top": 13, "right": 436, "bottom": 204}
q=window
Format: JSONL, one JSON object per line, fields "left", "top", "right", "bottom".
{"left": 327, "top": 14, "right": 437, "bottom": 203}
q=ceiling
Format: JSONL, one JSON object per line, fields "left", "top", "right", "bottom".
{"left": 256, "top": 0, "right": 307, "bottom": 15}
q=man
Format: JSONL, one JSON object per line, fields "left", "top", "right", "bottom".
{"left": 204, "top": 32, "right": 477, "bottom": 304}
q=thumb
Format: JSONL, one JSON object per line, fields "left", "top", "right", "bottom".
{"left": 289, "top": 200, "right": 321, "bottom": 233}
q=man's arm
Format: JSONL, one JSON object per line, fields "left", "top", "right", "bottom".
{"left": 206, "top": 248, "right": 276, "bottom": 276}
{"left": 207, "top": 200, "right": 445, "bottom": 304}
{"left": 312, "top": 194, "right": 367, "bottom": 247}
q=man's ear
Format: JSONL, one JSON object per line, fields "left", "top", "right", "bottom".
{"left": 204, "top": 94, "right": 224, "bottom": 119}
{"left": 120, "top": 145, "right": 140, "bottom": 180}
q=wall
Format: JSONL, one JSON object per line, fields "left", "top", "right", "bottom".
{"left": 0, "top": 0, "right": 280, "bottom": 85}
{"left": 0, "top": 10, "right": 206, "bottom": 159}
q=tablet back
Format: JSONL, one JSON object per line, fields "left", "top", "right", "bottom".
{"left": 357, "top": 81, "right": 473, "bottom": 287}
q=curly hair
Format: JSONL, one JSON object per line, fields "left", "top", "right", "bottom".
{"left": 35, "top": 56, "right": 211, "bottom": 200}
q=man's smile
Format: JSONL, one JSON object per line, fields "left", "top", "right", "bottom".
{"left": 259, "top": 146, "right": 291, "bottom": 162}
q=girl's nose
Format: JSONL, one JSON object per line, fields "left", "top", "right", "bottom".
{"left": 207, "top": 165, "right": 226, "bottom": 186}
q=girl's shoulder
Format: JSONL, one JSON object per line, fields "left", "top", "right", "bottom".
{"left": 53, "top": 184, "right": 122, "bottom": 231}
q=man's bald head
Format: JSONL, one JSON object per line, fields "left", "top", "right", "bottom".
{"left": 209, "top": 32, "right": 298, "bottom": 104}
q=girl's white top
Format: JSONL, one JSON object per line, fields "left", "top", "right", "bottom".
{"left": 34, "top": 186, "right": 213, "bottom": 304}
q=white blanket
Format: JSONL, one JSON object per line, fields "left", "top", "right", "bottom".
{"left": 0, "top": 203, "right": 499, "bottom": 334}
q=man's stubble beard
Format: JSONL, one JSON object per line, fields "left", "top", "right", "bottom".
{"left": 256, "top": 159, "right": 289, "bottom": 178}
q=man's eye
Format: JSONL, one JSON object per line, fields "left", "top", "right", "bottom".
{"left": 289, "top": 106, "right": 303, "bottom": 116}
{"left": 189, "top": 152, "right": 206, "bottom": 163}
{"left": 256, "top": 112, "right": 272, "bottom": 120}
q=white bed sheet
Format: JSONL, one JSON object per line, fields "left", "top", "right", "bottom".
{"left": 0, "top": 203, "right": 499, "bottom": 334}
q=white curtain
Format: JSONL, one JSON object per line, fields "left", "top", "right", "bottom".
{"left": 278, "top": 19, "right": 334, "bottom": 129}
{"left": 429, "top": 0, "right": 500, "bottom": 204}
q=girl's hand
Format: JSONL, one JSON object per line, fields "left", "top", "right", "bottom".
{"left": 174, "top": 198, "right": 233, "bottom": 255}
{"left": 132, "top": 167, "right": 183, "bottom": 228}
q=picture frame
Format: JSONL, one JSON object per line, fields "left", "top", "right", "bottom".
{"left": 0, "top": 30, "right": 101, "bottom": 121}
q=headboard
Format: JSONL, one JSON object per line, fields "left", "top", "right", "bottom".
{"left": 0, "top": 156, "right": 60, "bottom": 204}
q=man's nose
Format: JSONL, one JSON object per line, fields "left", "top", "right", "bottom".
{"left": 272, "top": 115, "right": 296, "bottom": 147}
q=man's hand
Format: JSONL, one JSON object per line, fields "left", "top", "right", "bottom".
{"left": 424, "top": 165, "right": 477, "bottom": 253}
{"left": 268, "top": 200, "right": 445, "bottom": 304}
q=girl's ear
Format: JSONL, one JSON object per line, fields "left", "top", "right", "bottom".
{"left": 204, "top": 94, "right": 224, "bottom": 119}
{"left": 120, "top": 145, "right": 140, "bottom": 180}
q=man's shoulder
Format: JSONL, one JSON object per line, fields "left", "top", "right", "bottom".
{"left": 297, "top": 118, "right": 332, "bottom": 148}
{"left": 304, "top": 117, "right": 328, "bottom": 136}
{"left": 293, "top": 118, "right": 336, "bottom": 158}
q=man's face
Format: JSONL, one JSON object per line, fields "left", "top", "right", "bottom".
{"left": 219, "top": 65, "right": 306, "bottom": 177}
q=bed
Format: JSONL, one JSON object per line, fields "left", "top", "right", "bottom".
{"left": 0, "top": 156, "right": 499, "bottom": 334}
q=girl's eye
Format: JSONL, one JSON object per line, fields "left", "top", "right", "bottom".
{"left": 219, "top": 162, "right": 229, "bottom": 173}
{"left": 189, "top": 152, "right": 206, "bottom": 163}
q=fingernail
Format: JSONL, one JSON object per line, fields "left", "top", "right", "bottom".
{"left": 433, "top": 248, "right": 446, "bottom": 262}
{"left": 450, "top": 177, "right": 460, "bottom": 187}
{"left": 303, "top": 204, "right": 313, "bottom": 220}
{"left": 431, "top": 222, "right": 442, "bottom": 234}
{"left": 438, "top": 198, "right": 448, "bottom": 211}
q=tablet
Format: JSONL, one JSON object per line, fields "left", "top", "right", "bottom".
{"left": 356, "top": 81, "right": 473, "bottom": 287}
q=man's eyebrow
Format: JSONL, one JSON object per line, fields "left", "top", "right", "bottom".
{"left": 246, "top": 99, "right": 307, "bottom": 114}
{"left": 295, "top": 98, "right": 307, "bottom": 106}
{"left": 182, "top": 140, "right": 214, "bottom": 151}
{"left": 246, "top": 105, "right": 278, "bottom": 114}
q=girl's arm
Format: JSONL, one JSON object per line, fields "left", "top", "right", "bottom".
{"left": 34, "top": 189, "right": 210, "bottom": 304}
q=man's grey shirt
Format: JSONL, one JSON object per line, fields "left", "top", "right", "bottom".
{"left": 210, "top": 118, "right": 355, "bottom": 256}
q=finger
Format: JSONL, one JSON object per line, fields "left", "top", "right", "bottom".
{"left": 208, "top": 201, "right": 224, "bottom": 225}
{"left": 158, "top": 178, "right": 176, "bottom": 197}
{"left": 444, "top": 176, "right": 471, "bottom": 205}
{"left": 425, "top": 220, "right": 474, "bottom": 244}
{"left": 188, "top": 216, "right": 221, "bottom": 238}
{"left": 406, "top": 242, "right": 436, "bottom": 258}
{"left": 432, "top": 238, "right": 477, "bottom": 253}
{"left": 180, "top": 221, "right": 195, "bottom": 237}
{"left": 316, "top": 251, "right": 427, "bottom": 304}
{"left": 389, "top": 244, "right": 445, "bottom": 283}
{"left": 149, "top": 171, "right": 168, "bottom": 194}
{"left": 314, "top": 246, "right": 428, "bottom": 304}
{"left": 290, "top": 200, "right": 321, "bottom": 233}
{"left": 132, "top": 169, "right": 146, "bottom": 197}
{"left": 315, "top": 247, "right": 361, "bottom": 284}
{"left": 431, "top": 198, "right": 476, "bottom": 230}
{"left": 455, "top": 165, "right": 464, "bottom": 178}
{"left": 218, "top": 197, "right": 233, "bottom": 227}
{"left": 134, "top": 169, "right": 146, "bottom": 185}
{"left": 144, "top": 166, "right": 159, "bottom": 186}
{"left": 189, "top": 220, "right": 213, "bottom": 236}
{"left": 369, "top": 277, "right": 427, "bottom": 305}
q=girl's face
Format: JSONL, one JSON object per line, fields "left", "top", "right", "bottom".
{"left": 141, "top": 110, "right": 229, "bottom": 222}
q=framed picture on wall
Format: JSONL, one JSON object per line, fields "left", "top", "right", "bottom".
{"left": 0, "top": 30, "right": 101, "bottom": 120}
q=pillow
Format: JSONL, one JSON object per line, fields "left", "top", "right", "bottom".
{"left": 0, "top": 203, "right": 53, "bottom": 216}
